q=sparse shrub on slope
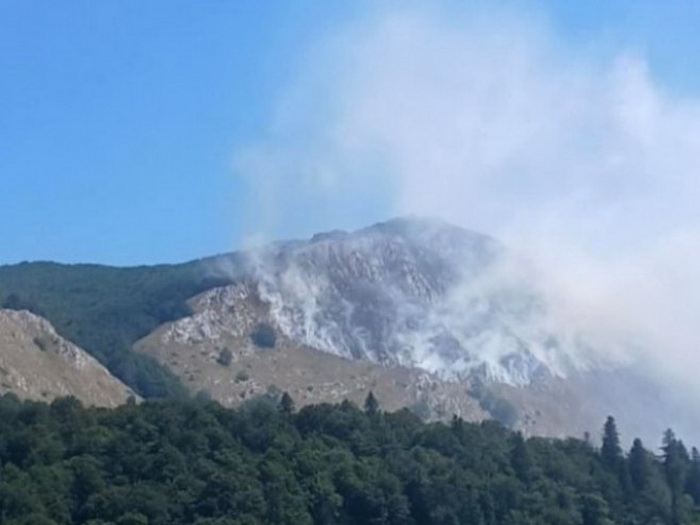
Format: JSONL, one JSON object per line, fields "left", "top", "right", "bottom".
{"left": 250, "top": 322, "right": 277, "bottom": 348}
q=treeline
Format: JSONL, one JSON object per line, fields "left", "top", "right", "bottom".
{"left": 0, "top": 393, "right": 698, "bottom": 524}
{"left": 0, "top": 259, "right": 234, "bottom": 398}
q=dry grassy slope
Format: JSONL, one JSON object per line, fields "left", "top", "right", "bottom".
{"left": 0, "top": 309, "right": 137, "bottom": 406}
{"left": 135, "top": 284, "right": 488, "bottom": 419}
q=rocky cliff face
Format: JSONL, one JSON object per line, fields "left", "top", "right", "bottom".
{"left": 0, "top": 309, "right": 136, "bottom": 406}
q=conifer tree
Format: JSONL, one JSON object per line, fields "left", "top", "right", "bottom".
{"left": 510, "top": 432, "right": 532, "bottom": 483}
{"left": 363, "top": 391, "right": 380, "bottom": 416}
{"left": 629, "top": 438, "right": 652, "bottom": 492}
{"left": 279, "top": 392, "right": 295, "bottom": 415}
{"left": 686, "top": 447, "right": 700, "bottom": 504}
{"left": 601, "top": 416, "right": 622, "bottom": 469}
{"left": 662, "top": 429, "right": 690, "bottom": 524}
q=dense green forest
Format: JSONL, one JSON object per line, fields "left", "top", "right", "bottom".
{"left": 0, "top": 393, "right": 698, "bottom": 525}
{"left": 0, "top": 259, "right": 234, "bottom": 398}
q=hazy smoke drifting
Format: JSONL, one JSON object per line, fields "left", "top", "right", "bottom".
{"left": 235, "top": 6, "right": 700, "bottom": 399}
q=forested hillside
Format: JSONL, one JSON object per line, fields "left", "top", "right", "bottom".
{"left": 0, "top": 260, "right": 233, "bottom": 398}
{"left": 0, "top": 393, "right": 697, "bottom": 525}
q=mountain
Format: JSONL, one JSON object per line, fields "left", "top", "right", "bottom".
{"left": 135, "top": 217, "right": 685, "bottom": 440}
{"left": 0, "top": 217, "right": 691, "bottom": 440}
{"left": 0, "top": 309, "right": 136, "bottom": 406}
{"left": 222, "top": 217, "right": 596, "bottom": 384}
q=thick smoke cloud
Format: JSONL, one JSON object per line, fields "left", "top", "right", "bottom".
{"left": 235, "top": 6, "right": 700, "bottom": 398}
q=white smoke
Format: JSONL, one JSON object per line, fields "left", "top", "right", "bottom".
{"left": 234, "top": 6, "right": 700, "bottom": 399}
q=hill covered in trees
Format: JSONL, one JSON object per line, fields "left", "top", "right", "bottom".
{"left": 0, "top": 393, "right": 697, "bottom": 525}
{"left": 0, "top": 259, "right": 233, "bottom": 398}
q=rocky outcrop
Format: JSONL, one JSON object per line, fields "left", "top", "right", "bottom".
{"left": 0, "top": 309, "right": 136, "bottom": 406}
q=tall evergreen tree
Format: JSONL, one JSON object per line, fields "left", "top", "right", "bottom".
{"left": 510, "top": 432, "right": 532, "bottom": 483}
{"left": 629, "top": 438, "right": 652, "bottom": 492}
{"left": 364, "top": 391, "right": 380, "bottom": 416}
{"left": 686, "top": 447, "right": 700, "bottom": 504}
{"left": 601, "top": 416, "right": 622, "bottom": 469}
{"left": 662, "top": 429, "right": 691, "bottom": 524}
{"left": 279, "top": 392, "right": 295, "bottom": 416}
{"left": 663, "top": 430, "right": 689, "bottom": 493}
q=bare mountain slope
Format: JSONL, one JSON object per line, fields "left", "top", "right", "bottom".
{"left": 135, "top": 279, "right": 676, "bottom": 441}
{"left": 136, "top": 283, "right": 487, "bottom": 419}
{"left": 137, "top": 217, "right": 690, "bottom": 441}
{"left": 0, "top": 309, "right": 137, "bottom": 406}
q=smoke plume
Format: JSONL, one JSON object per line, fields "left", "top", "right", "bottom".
{"left": 234, "top": 5, "right": 700, "bottom": 402}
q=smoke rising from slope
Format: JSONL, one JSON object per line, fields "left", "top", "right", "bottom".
{"left": 235, "top": 7, "right": 700, "bottom": 398}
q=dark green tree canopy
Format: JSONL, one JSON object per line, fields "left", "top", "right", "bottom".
{"left": 0, "top": 394, "right": 696, "bottom": 524}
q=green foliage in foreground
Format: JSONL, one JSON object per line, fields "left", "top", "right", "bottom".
{"left": 0, "top": 259, "right": 233, "bottom": 398}
{"left": 0, "top": 394, "right": 698, "bottom": 524}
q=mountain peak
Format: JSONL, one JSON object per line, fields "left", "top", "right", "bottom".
{"left": 209, "top": 217, "right": 588, "bottom": 386}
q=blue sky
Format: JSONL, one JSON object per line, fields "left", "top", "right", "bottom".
{"left": 1, "top": 1, "right": 699, "bottom": 265}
